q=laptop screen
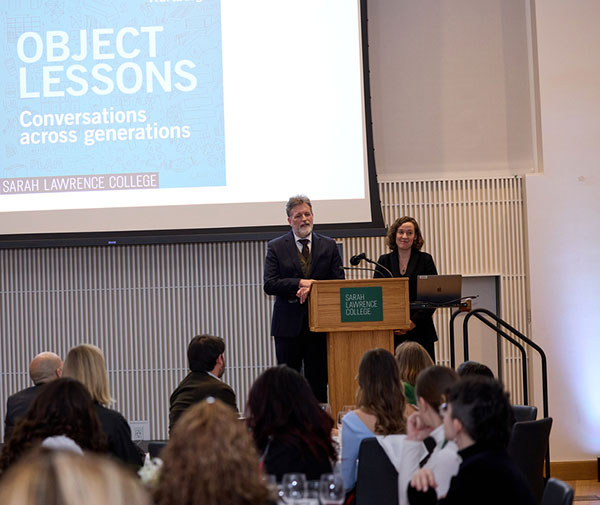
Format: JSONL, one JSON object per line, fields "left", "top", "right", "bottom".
{"left": 416, "top": 275, "right": 462, "bottom": 303}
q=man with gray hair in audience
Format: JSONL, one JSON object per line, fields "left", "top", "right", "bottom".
{"left": 4, "top": 351, "right": 62, "bottom": 441}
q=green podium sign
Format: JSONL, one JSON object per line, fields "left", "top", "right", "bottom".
{"left": 340, "top": 286, "right": 383, "bottom": 322}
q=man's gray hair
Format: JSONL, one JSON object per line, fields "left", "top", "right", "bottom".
{"left": 286, "top": 195, "right": 312, "bottom": 217}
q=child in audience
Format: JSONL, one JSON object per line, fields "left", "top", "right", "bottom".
{"left": 378, "top": 366, "right": 461, "bottom": 505}
{"left": 408, "top": 377, "right": 534, "bottom": 505}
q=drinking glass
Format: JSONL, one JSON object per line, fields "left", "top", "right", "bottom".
{"left": 282, "top": 473, "right": 307, "bottom": 502}
{"left": 319, "top": 473, "right": 345, "bottom": 505}
{"left": 336, "top": 411, "right": 345, "bottom": 431}
{"left": 337, "top": 405, "right": 354, "bottom": 431}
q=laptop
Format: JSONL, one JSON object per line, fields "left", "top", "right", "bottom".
{"left": 414, "top": 274, "right": 462, "bottom": 306}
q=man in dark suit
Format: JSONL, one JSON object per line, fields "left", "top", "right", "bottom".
{"left": 169, "top": 334, "right": 236, "bottom": 433}
{"left": 263, "top": 195, "right": 344, "bottom": 402}
{"left": 4, "top": 351, "right": 62, "bottom": 441}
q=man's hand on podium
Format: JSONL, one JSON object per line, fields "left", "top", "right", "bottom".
{"left": 297, "top": 279, "right": 315, "bottom": 304}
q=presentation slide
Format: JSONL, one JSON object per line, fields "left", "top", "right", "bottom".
{"left": 0, "top": 0, "right": 378, "bottom": 241}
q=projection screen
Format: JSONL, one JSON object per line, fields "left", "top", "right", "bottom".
{"left": 0, "top": 0, "right": 384, "bottom": 247}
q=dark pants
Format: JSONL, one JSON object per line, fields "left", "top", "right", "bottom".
{"left": 393, "top": 334, "right": 436, "bottom": 363}
{"left": 274, "top": 326, "right": 328, "bottom": 403}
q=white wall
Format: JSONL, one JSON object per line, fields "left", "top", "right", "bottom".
{"left": 368, "top": 0, "right": 538, "bottom": 178}
{"left": 526, "top": 0, "right": 600, "bottom": 461}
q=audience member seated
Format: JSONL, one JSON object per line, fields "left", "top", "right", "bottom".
{"left": 456, "top": 360, "right": 494, "bottom": 379}
{"left": 154, "top": 398, "right": 272, "bottom": 505}
{"left": 408, "top": 377, "right": 534, "bottom": 505}
{"left": 396, "top": 341, "right": 434, "bottom": 407}
{"left": 0, "top": 378, "right": 106, "bottom": 475}
{"left": 4, "top": 351, "right": 62, "bottom": 442}
{"left": 169, "top": 334, "right": 237, "bottom": 433}
{"left": 341, "top": 348, "right": 406, "bottom": 490}
{"left": 0, "top": 447, "right": 151, "bottom": 505}
{"left": 378, "top": 366, "right": 461, "bottom": 505}
{"left": 246, "top": 365, "right": 336, "bottom": 481}
{"left": 62, "top": 344, "right": 144, "bottom": 467}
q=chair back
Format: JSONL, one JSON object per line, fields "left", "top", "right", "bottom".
{"left": 508, "top": 417, "right": 553, "bottom": 504}
{"left": 148, "top": 440, "right": 168, "bottom": 458}
{"left": 355, "top": 438, "right": 398, "bottom": 505}
{"left": 512, "top": 404, "right": 538, "bottom": 422}
{"left": 541, "top": 478, "right": 574, "bottom": 505}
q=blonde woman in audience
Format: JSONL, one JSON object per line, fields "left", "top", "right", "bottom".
{"left": 154, "top": 398, "right": 272, "bottom": 505}
{"left": 341, "top": 348, "right": 407, "bottom": 491}
{"left": 0, "top": 448, "right": 151, "bottom": 505}
{"left": 62, "top": 344, "right": 144, "bottom": 467}
{"left": 395, "top": 341, "right": 434, "bottom": 407}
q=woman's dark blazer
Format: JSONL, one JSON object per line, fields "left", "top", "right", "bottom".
{"left": 374, "top": 249, "right": 438, "bottom": 344}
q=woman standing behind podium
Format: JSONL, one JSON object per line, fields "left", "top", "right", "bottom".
{"left": 374, "top": 217, "right": 438, "bottom": 361}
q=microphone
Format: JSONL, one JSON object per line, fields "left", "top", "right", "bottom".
{"left": 348, "top": 253, "right": 393, "bottom": 278}
{"left": 350, "top": 253, "right": 367, "bottom": 266}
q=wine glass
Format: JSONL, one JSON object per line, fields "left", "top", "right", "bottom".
{"left": 337, "top": 405, "right": 354, "bottom": 431}
{"left": 282, "top": 473, "right": 307, "bottom": 502}
{"left": 319, "top": 473, "right": 345, "bottom": 505}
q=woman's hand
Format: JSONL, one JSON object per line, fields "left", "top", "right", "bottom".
{"left": 395, "top": 321, "right": 416, "bottom": 335}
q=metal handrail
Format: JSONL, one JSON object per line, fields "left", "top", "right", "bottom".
{"left": 448, "top": 307, "right": 550, "bottom": 478}
{"left": 464, "top": 312, "right": 530, "bottom": 405}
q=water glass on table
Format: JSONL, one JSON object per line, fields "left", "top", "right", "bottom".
{"left": 319, "top": 473, "right": 345, "bottom": 505}
{"left": 282, "top": 473, "right": 307, "bottom": 503}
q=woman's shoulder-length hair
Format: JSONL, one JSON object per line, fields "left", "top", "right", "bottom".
{"left": 386, "top": 216, "right": 425, "bottom": 251}
{"left": 62, "top": 344, "right": 112, "bottom": 405}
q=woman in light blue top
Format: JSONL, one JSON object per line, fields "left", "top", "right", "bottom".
{"left": 341, "top": 348, "right": 407, "bottom": 490}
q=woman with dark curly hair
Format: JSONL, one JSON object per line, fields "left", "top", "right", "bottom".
{"left": 374, "top": 216, "right": 438, "bottom": 360}
{"left": 341, "top": 348, "right": 406, "bottom": 490}
{"left": 154, "top": 398, "right": 271, "bottom": 505}
{"left": 0, "top": 377, "right": 106, "bottom": 475}
{"left": 246, "top": 365, "right": 336, "bottom": 481}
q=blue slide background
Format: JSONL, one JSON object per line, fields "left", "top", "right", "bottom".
{"left": 0, "top": 0, "right": 225, "bottom": 189}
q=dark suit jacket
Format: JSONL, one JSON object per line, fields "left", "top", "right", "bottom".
{"left": 374, "top": 249, "right": 439, "bottom": 343}
{"left": 4, "top": 384, "right": 42, "bottom": 442}
{"left": 169, "top": 371, "right": 237, "bottom": 432}
{"left": 264, "top": 230, "right": 344, "bottom": 337}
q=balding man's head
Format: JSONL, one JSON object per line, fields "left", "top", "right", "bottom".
{"left": 29, "top": 352, "right": 62, "bottom": 385}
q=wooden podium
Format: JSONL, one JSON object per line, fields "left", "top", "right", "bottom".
{"left": 308, "top": 278, "right": 410, "bottom": 416}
